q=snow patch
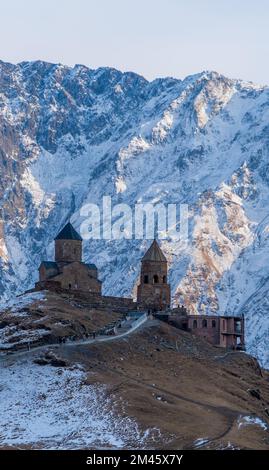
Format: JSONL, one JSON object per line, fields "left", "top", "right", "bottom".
{"left": 0, "top": 360, "right": 161, "bottom": 449}
{"left": 238, "top": 415, "right": 268, "bottom": 431}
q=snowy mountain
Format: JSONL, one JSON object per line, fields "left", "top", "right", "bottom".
{"left": 0, "top": 60, "right": 269, "bottom": 367}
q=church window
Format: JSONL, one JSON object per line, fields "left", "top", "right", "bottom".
{"left": 193, "top": 319, "right": 197, "bottom": 328}
{"left": 163, "top": 275, "right": 166, "bottom": 283}
{"left": 202, "top": 319, "right": 207, "bottom": 328}
{"left": 153, "top": 275, "right": 159, "bottom": 284}
{"left": 144, "top": 275, "right": 149, "bottom": 284}
{"left": 212, "top": 320, "right": 216, "bottom": 328}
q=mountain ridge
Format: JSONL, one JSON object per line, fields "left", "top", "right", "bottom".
{"left": 0, "top": 59, "right": 269, "bottom": 367}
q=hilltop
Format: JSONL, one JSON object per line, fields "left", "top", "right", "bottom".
{"left": 0, "top": 290, "right": 124, "bottom": 352}
{"left": 0, "top": 290, "right": 269, "bottom": 449}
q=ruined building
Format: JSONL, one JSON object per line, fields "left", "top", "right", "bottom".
{"left": 168, "top": 312, "right": 245, "bottom": 350}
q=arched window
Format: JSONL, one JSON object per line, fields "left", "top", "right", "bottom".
{"left": 193, "top": 319, "right": 197, "bottom": 329}
{"left": 69, "top": 283, "right": 72, "bottom": 290}
{"left": 153, "top": 275, "right": 159, "bottom": 284}
{"left": 163, "top": 275, "right": 166, "bottom": 283}
{"left": 202, "top": 319, "right": 207, "bottom": 328}
{"left": 144, "top": 275, "right": 149, "bottom": 284}
{"left": 212, "top": 320, "right": 216, "bottom": 328}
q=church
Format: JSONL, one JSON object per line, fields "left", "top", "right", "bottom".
{"left": 36, "top": 221, "right": 171, "bottom": 312}
{"left": 37, "top": 222, "right": 102, "bottom": 294}
{"left": 35, "top": 221, "right": 244, "bottom": 350}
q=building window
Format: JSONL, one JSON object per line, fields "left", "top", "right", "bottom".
{"left": 144, "top": 275, "right": 149, "bottom": 284}
{"left": 163, "top": 275, "right": 166, "bottom": 283}
{"left": 193, "top": 319, "right": 197, "bottom": 329}
{"left": 153, "top": 275, "right": 159, "bottom": 284}
{"left": 235, "top": 321, "right": 241, "bottom": 333}
{"left": 202, "top": 319, "right": 207, "bottom": 328}
{"left": 69, "top": 283, "right": 72, "bottom": 289}
{"left": 212, "top": 320, "right": 216, "bottom": 328}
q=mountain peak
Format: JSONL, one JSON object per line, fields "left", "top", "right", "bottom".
{"left": 0, "top": 58, "right": 268, "bottom": 370}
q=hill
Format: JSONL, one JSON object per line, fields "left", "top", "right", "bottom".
{"left": 0, "top": 291, "right": 268, "bottom": 449}
{"left": 0, "top": 290, "right": 124, "bottom": 352}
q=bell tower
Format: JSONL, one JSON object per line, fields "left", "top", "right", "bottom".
{"left": 137, "top": 240, "right": 171, "bottom": 311}
{"left": 54, "top": 222, "right": 82, "bottom": 265}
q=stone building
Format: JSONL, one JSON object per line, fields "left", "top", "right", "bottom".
{"left": 137, "top": 240, "right": 171, "bottom": 311}
{"left": 187, "top": 314, "right": 245, "bottom": 349}
{"left": 161, "top": 310, "right": 245, "bottom": 350}
{"left": 37, "top": 222, "right": 102, "bottom": 294}
{"left": 34, "top": 223, "right": 245, "bottom": 349}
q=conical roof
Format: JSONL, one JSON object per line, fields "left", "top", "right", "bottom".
{"left": 55, "top": 222, "right": 82, "bottom": 241}
{"left": 142, "top": 239, "right": 167, "bottom": 262}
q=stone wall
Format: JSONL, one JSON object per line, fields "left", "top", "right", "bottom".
{"left": 53, "top": 262, "right": 101, "bottom": 294}
{"left": 39, "top": 264, "right": 58, "bottom": 282}
{"left": 137, "top": 282, "right": 171, "bottom": 311}
{"left": 137, "top": 258, "right": 171, "bottom": 310}
{"left": 34, "top": 283, "right": 137, "bottom": 313}
{"left": 35, "top": 280, "right": 62, "bottom": 291}
{"left": 55, "top": 239, "right": 82, "bottom": 263}
{"left": 187, "top": 315, "right": 220, "bottom": 345}
{"left": 139, "top": 260, "right": 168, "bottom": 285}
{"left": 165, "top": 312, "right": 245, "bottom": 349}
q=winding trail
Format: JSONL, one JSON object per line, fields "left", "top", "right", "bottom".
{"left": 0, "top": 314, "right": 248, "bottom": 449}
{"left": 0, "top": 313, "right": 148, "bottom": 365}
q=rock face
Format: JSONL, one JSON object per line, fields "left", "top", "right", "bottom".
{"left": 0, "top": 60, "right": 269, "bottom": 366}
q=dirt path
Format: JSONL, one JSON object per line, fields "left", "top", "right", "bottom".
{"left": 0, "top": 313, "right": 148, "bottom": 365}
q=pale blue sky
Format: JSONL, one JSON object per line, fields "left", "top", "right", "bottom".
{"left": 0, "top": 0, "right": 268, "bottom": 84}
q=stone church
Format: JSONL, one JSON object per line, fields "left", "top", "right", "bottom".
{"left": 37, "top": 222, "right": 102, "bottom": 294}
{"left": 33, "top": 222, "right": 244, "bottom": 349}
{"left": 36, "top": 222, "right": 170, "bottom": 312}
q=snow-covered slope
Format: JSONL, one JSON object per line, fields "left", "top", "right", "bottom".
{"left": 0, "top": 359, "right": 159, "bottom": 449}
{"left": 0, "top": 60, "right": 269, "bottom": 366}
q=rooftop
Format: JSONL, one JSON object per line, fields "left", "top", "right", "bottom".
{"left": 142, "top": 239, "right": 167, "bottom": 262}
{"left": 55, "top": 222, "right": 83, "bottom": 241}
{"left": 40, "top": 261, "right": 58, "bottom": 270}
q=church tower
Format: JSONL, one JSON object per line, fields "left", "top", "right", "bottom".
{"left": 137, "top": 240, "right": 171, "bottom": 311}
{"left": 54, "top": 222, "right": 83, "bottom": 265}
